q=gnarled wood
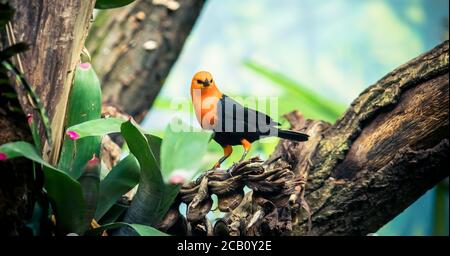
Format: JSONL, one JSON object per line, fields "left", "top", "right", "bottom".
{"left": 279, "top": 41, "right": 449, "bottom": 235}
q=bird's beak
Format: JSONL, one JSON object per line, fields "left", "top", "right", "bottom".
{"left": 203, "top": 79, "right": 210, "bottom": 87}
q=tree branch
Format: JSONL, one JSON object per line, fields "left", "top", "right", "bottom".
{"left": 160, "top": 41, "right": 449, "bottom": 236}
{"left": 291, "top": 40, "right": 449, "bottom": 235}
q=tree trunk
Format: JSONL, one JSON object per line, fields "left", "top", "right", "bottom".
{"left": 172, "top": 41, "right": 449, "bottom": 236}
{"left": 7, "top": 0, "right": 96, "bottom": 164}
{"left": 0, "top": 0, "right": 95, "bottom": 235}
{"left": 86, "top": 0, "right": 206, "bottom": 122}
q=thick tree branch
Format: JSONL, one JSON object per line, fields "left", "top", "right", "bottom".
{"left": 87, "top": 0, "right": 206, "bottom": 122}
{"left": 279, "top": 41, "right": 449, "bottom": 235}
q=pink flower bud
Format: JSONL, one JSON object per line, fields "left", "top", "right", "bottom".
{"left": 79, "top": 62, "right": 91, "bottom": 70}
{"left": 0, "top": 152, "right": 8, "bottom": 161}
{"left": 168, "top": 169, "right": 190, "bottom": 185}
{"left": 169, "top": 174, "right": 185, "bottom": 185}
{"left": 66, "top": 130, "right": 80, "bottom": 140}
{"left": 27, "top": 114, "right": 33, "bottom": 125}
{"left": 87, "top": 154, "right": 100, "bottom": 168}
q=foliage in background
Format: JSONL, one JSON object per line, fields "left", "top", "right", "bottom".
{"left": 243, "top": 60, "right": 347, "bottom": 123}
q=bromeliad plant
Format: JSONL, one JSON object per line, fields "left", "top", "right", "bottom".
{"left": 1, "top": 0, "right": 212, "bottom": 236}
{"left": 0, "top": 60, "right": 212, "bottom": 236}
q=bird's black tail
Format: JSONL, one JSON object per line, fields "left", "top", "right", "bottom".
{"left": 277, "top": 129, "right": 309, "bottom": 142}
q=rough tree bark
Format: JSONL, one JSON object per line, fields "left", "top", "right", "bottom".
{"left": 6, "top": 0, "right": 96, "bottom": 163}
{"left": 86, "top": 0, "right": 206, "bottom": 122}
{"left": 165, "top": 41, "right": 449, "bottom": 236}
{"left": 0, "top": 0, "right": 95, "bottom": 235}
{"left": 289, "top": 40, "right": 449, "bottom": 235}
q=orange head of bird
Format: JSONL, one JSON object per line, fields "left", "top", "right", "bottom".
{"left": 190, "top": 71, "right": 221, "bottom": 95}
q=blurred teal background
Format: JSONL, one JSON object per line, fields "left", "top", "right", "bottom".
{"left": 141, "top": 0, "right": 449, "bottom": 236}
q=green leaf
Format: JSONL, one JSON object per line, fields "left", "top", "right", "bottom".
{"left": 160, "top": 118, "right": 213, "bottom": 183}
{"left": 95, "top": 154, "right": 140, "bottom": 220}
{"left": 44, "top": 166, "right": 86, "bottom": 234}
{"left": 0, "top": 43, "right": 28, "bottom": 61}
{"left": 1, "top": 60, "right": 52, "bottom": 146}
{"left": 1, "top": 141, "right": 56, "bottom": 170}
{"left": 28, "top": 115, "right": 42, "bottom": 153}
{"left": 145, "top": 134, "right": 162, "bottom": 167}
{"left": 66, "top": 118, "right": 125, "bottom": 139}
{"left": 95, "top": 0, "right": 135, "bottom": 9}
{"left": 243, "top": 60, "right": 346, "bottom": 122}
{"left": 78, "top": 157, "right": 101, "bottom": 232}
{"left": 86, "top": 222, "right": 168, "bottom": 236}
{"left": 0, "top": 142, "right": 86, "bottom": 234}
{"left": 121, "top": 120, "right": 162, "bottom": 184}
{"left": 119, "top": 120, "right": 170, "bottom": 227}
{"left": 98, "top": 202, "right": 128, "bottom": 225}
{"left": 59, "top": 63, "right": 102, "bottom": 178}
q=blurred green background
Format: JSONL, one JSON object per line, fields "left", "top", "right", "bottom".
{"left": 140, "top": 0, "right": 449, "bottom": 236}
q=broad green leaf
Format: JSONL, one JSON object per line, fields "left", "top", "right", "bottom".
{"left": 160, "top": 118, "right": 213, "bottom": 183}
{"left": 1, "top": 141, "right": 59, "bottom": 171}
{"left": 95, "top": 0, "right": 135, "bottom": 9}
{"left": 243, "top": 60, "right": 346, "bottom": 122}
{"left": 98, "top": 202, "right": 128, "bottom": 225}
{"left": 121, "top": 120, "right": 162, "bottom": 184}
{"left": 66, "top": 118, "right": 124, "bottom": 139}
{"left": 120, "top": 120, "right": 173, "bottom": 227}
{"left": 95, "top": 154, "right": 140, "bottom": 220}
{"left": 43, "top": 165, "right": 87, "bottom": 235}
{"left": 0, "top": 142, "right": 86, "bottom": 234}
{"left": 145, "top": 134, "right": 162, "bottom": 167}
{"left": 59, "top": 63, "right": 102, "bottom": 178}
{"left": 86, "top": 222, "right": 168, "bottom": 236}
{"left": 78, "top": 157, "right": 101, "bottom": 232}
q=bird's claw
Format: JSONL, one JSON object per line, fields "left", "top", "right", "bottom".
{"left": 196, "top": 167, "right": 217, "bottom": 184}
{"left": 227, "top": 163, "right": 238, "bottom": 176}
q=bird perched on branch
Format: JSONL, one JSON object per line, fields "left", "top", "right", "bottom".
{"left": 191, "top": 71, "right": 309, "bottom": 171}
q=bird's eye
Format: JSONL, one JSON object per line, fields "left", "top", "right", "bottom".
{"left": 210, "top": 79, "right": 213, "bottom": 83}
{"left": 197, "top": 79, "right": 203, "bottom": 84}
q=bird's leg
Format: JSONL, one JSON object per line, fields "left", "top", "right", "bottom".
{"left": 228, "top": 139, "right": 252, "bottom": 175}
{"left": 239, "top": 138, "right": 252, "bottom": 162}
{"left": 197, "top": 145, "right": 232, "bottom": 183}
{"left": 239, "top": 150, "right": 249, "bottom": 162}
{"left": 214, "top": 145, "right": 232, "bottom": 169}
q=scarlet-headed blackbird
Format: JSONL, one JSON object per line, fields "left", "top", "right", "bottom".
{"left": 191, "top": 71, "right": 308, "bottom": 169}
